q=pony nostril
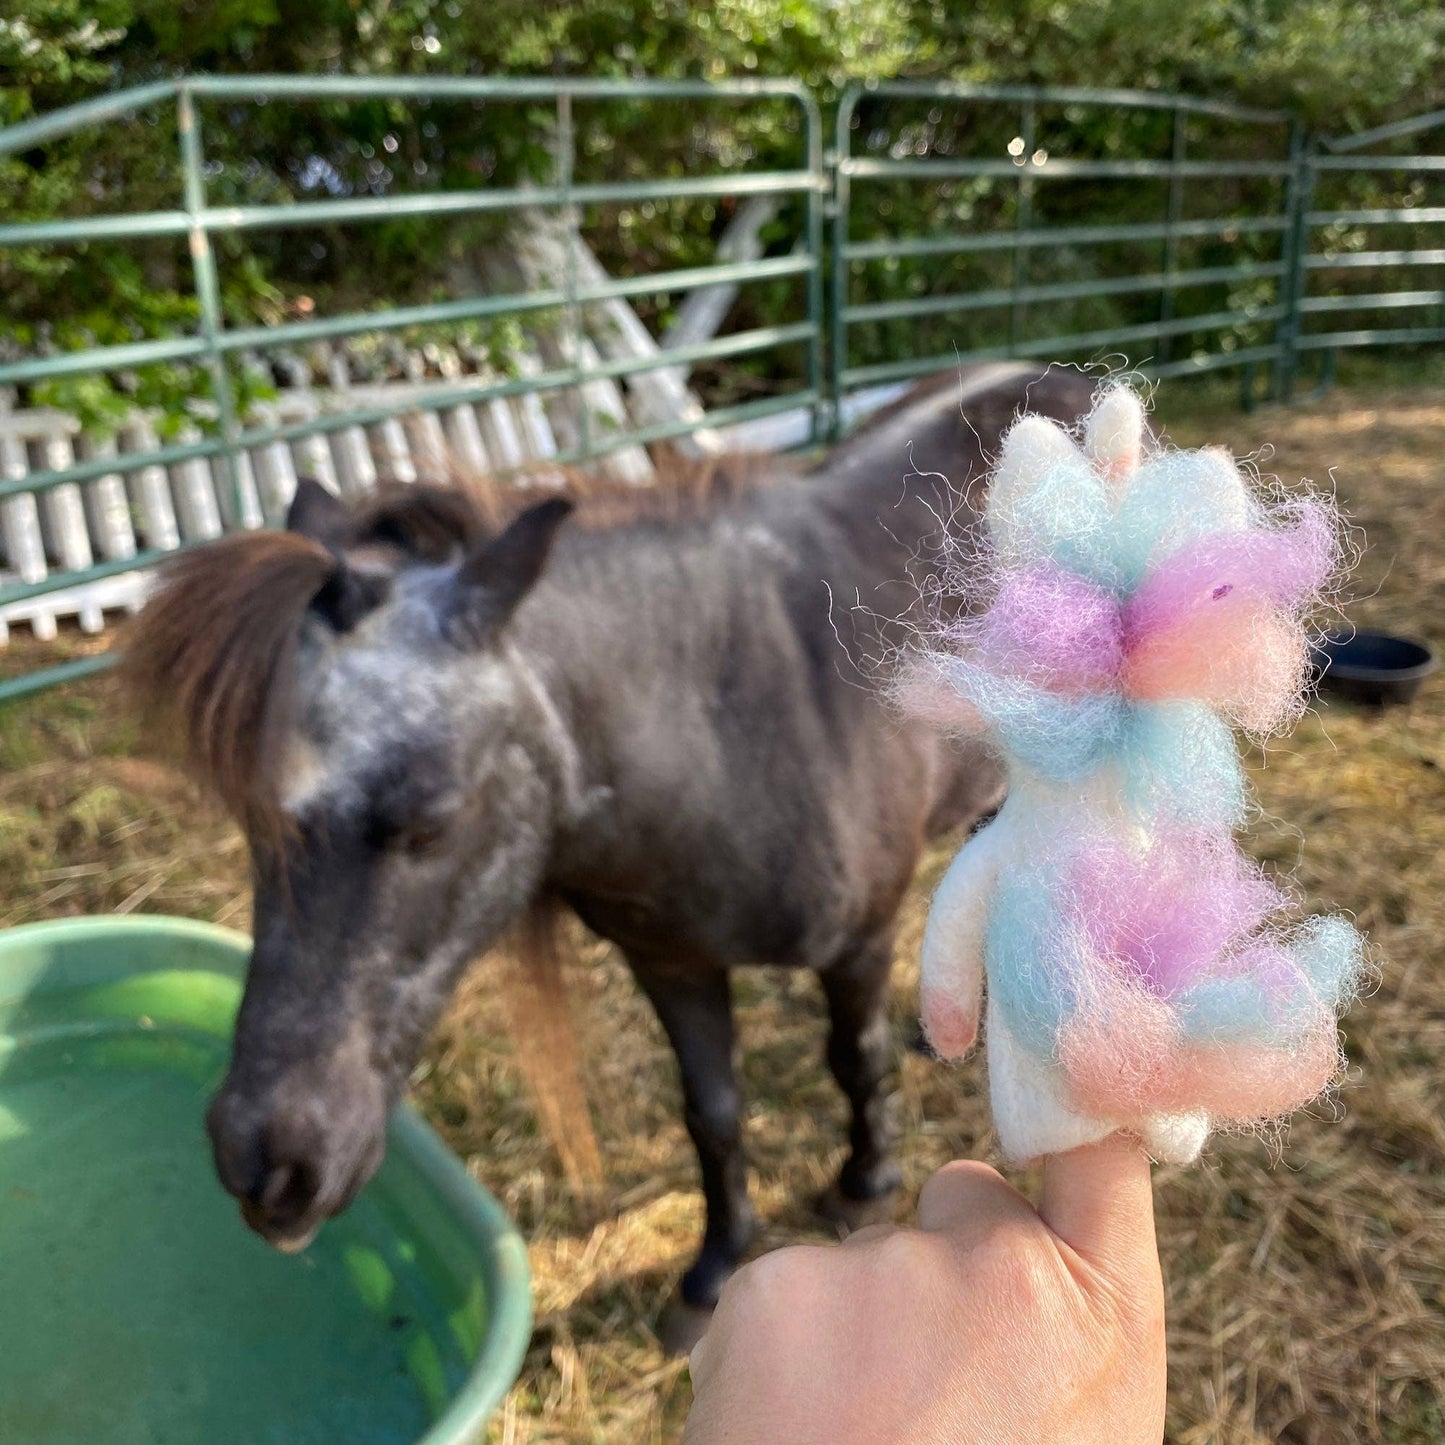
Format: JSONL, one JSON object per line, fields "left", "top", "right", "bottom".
{"left": 252, "top": 1112, "right": 327, "bottom": 1216}
{"left": 239, "top": 1156, "right": 327, "bottom": 1253}
{"left": 256, "top": 1160, "right": 320, "bottom": 1220}
{"left": 209, "top": 1067, "right": 387, "bottom": 1245}
{"left": 259, "top": 1163, "right": 296, "bottom": 1211}
{"left": 207, "top": 1088, "right": 327, "bottom": 1223}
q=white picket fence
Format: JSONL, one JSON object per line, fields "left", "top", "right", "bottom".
{"left": 0, "top": 202, "right": 766, "bottom": 648}
{"left": 0, "top": 363, "right": 911, "bottom": 648}
{"left": 0, "top": 366, "right": 575, "bottom": 644}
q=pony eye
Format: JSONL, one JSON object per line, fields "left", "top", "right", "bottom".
{"left": 398, "top": 822, "right": 447, "bottom": 857}
{"left": 363, "top": 814, "right": 448, "bottom": 857}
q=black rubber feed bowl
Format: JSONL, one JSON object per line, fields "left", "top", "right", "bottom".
{"left": 1314, "top": 630, "right": 1439, "bottom": 706}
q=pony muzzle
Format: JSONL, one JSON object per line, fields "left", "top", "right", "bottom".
{"left": 206, "top": 1068, "right": 387, "bottom": 1253}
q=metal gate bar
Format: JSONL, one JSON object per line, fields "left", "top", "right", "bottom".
{"left": 1293, "top": 110, "right": 1445, "bottom": 376}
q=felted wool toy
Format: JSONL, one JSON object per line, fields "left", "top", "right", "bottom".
{"left": 905, "top": 384, "right": 1365, "bottom": 1165}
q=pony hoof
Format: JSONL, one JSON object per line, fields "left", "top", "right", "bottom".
{"left": 815, "top": 1181, "right": 900, "bottom": 1232}
{"left": 657, "top": 1293, "right": 716, "bottom": 1357}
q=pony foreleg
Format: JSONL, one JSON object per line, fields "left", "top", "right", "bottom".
{"left": 631, "top": 959, "right": 753, "bottom": 1354}
{"left": 818, "top": 928, "right": 903, "bottom": 1226}
{"left": 920, "top": 821, "right": 1003, "bottom": 1060}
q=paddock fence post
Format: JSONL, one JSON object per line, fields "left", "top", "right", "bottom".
{"left": 177, "top": 84, "right": 243, "bottom": 521}
{"left": 1274, "top": 122, "right": 1313, "bottom": 403}
{"left": 827, "top": 90, "right": 855, "bottom": 444}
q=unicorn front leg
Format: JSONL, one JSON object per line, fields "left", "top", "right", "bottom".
{"left": 986, "top": 995, "right": 1118, "bottom": 1164}
{"left": 920, "top": 819, "right": 1006, "bottom": 1060}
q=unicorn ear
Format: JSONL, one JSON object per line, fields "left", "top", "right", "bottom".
{"left": 447, "top": 497, "right": 574, "bottom": 644}
{"left": 988, "top": 415, "right": 1092, "bottom": 556}
{"left": 991, "top": 416, "right": 1080, "bottom": 517}
{"left": 286, "top": 476, "right": 351, "bottom": 548}
{"left": 1084, "top": 386, "right": 1146, "bottom": 486}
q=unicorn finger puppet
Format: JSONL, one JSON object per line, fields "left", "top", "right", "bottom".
{"left": 902, "top": 383, "right": 1365, "bottom": 1165}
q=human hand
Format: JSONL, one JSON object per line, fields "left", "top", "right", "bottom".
{"left": 684, "top": 1136, "right": 1166, "bottom": 1445}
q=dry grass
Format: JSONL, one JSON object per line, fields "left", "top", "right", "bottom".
{"left": 1, "top": 386, "right": 1441, "bottom": 1443}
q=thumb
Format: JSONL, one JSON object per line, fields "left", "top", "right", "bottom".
{"left": 1037, "top": 1133, "right": 1157, "bottom": 1277}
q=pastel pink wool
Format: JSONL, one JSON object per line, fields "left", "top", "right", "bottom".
{"left": 906, "top": 383, "right": 1364, "bottom": 1164}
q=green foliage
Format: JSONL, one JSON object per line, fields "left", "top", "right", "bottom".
{"left": 0, "top": 1, "right": 133, "bottom": 115}
{"left": 3, "top": 0, "right": 1444, "bottom": 424}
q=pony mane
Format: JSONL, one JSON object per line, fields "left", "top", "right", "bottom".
{"left": 450, "top": 449, "right": 780, "bottom": 531}
{"left": 123, "top": 530, "right": 336, "bottom": 847}
{"left": 349, "top": 481, "right": 494, "bottom": 559}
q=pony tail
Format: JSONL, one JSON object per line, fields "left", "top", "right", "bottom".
{"left": 501, "top": 900, "right": 604, "bottom": 1197}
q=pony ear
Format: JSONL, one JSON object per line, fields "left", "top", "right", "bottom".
{"left": 448, "top": 497, "right": 573, "bottom": 644}
{"left": 310, "top": 558, "right": 391, "bottom": 633}
{"left": 285, "top": 478, "right": 389, "bottom": 631}
{"left": 286, "top": 476, "right": 351, "bottom": 547}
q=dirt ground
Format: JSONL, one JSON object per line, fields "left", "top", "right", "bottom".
{"left": 1, "top": 385, "right": 1441, "bottom": 1443}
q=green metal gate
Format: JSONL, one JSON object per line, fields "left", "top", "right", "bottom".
{"left": 830, "top": 82, "right": 1296, "bottom": 413}
{"left": 1293, "top": 109, "right": 1445, "bottom": 390}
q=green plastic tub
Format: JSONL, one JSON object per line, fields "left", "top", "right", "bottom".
{"left": 0, "top": 914, "right": 532, "bottom": 1445}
